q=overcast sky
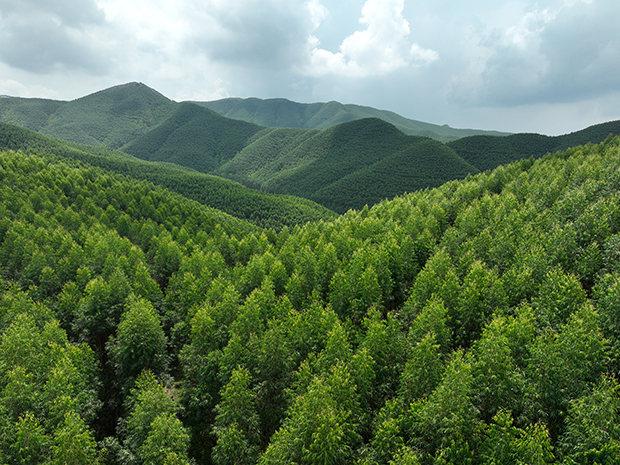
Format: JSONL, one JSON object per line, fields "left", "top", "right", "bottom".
{"left": 1, "top": 0, "right": 619, "bottom": 135}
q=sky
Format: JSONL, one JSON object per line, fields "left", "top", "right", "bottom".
{"left": 1, "top": 0, "right": 619, "bottom": 135}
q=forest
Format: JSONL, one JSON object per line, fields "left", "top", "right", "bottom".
{"left": 1, "top": 126, "right": 620, "bottom": 464}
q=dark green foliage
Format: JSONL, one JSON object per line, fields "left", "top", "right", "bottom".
{"left": 233, "top": 118, "right": 479, "bottom": 213}
{"left": 123, "top": 102, "right": 263, "bottom": 173}
{"left": 448, "top": 119, "right": 620, "bottom": 172}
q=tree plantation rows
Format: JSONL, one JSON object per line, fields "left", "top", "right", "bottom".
{"left": 1, "top": 136, "right": 620, "bottom": 463}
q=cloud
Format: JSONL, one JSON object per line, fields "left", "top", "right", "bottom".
{"left": 304, "top": 0, "right": 438, "bottom": 77}
{"left": 180, "top": 0, "right": 325, "bottom": 70}
{"left": 0, "top": 0, "right": 108, "bottom": 73}
{"left": 0, "top": 78, "right": 60, "bottom": 99}
{"left": 451, "top": 0, "right": 620, "bottom": 107}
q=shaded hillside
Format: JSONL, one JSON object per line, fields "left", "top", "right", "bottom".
{"left": 122, "top": 102, "right": 264, "bottom": 173}
{"left": 0, "top": 82, "right": 178, "bottom": 149}
{"left": 222, "top": 118, "right": 479, "bottom": 213}
{"left": 448, "top": 119, "right": 620, "bottom": 171}
{"left": 197, "top": 96, "right": 510, "bottom": 142}
{"left": 0, "top": 123, "right": 337, "bottom": 230}
{"left": 310, "top": 139, "right": 479, "bottom": 212}
{"left": 216, "top": 127, "right": 321, "bottom": 185}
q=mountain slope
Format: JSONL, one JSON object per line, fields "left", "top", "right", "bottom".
{"left": 0, "top": 82, "right": 178, "bottom": 149}
{"left": 448, "top": 119, "right": 620, "bottom": 171}
{"left": 220, "top": 118, "right": 480, "bottom": 213}
{"left": 196, "top": 97, "right": 511, "bottom": 142}
{"left": 0, "top": 122, "right": 337, "bottom": 230}
{"left": 122, "top": 102, "right": 265, "bottom": 173}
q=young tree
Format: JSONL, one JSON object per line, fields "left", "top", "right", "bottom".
{"left": 107, "top": 295, "right": 168, "bottom": 387}
{"left": 212, "top": 367, "right": 260, "bottom": 465}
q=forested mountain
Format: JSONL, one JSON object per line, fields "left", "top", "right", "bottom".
{"left": 196, "top": 97, "right": 511, "bottom": 142}
{"left": 215, "top": 118, "right": 479, "bottom": 213}
{"left": 122, "top": 102, "right": 264, "bottom": 173}
{"left": 2, "top": 133, "right": 620, "bottom": 463}
{"left": 0, "top": 82, "right": 178, "bottom": 148}
{"left": 0, "top": 123, "right": 337, "bottom": 230}
{"left": 448, "top": 119, "right": 620, "bottom": 171}
{"left": 4, "top": 83, "right": 620, "bottom": 217}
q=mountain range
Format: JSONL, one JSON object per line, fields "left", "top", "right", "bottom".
{"left": 2, "top": 82, "right": 620, "bottom": 214}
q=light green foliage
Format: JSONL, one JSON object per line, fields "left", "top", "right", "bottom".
{"left": 51, "top": 411, "right": 102, "bottom": 465}
{"left": 212, "top": 367, "right": 260, "bottom": 465}
{"left": 408, "top": 351, "right": 480, "bottom": 458}
{"left": 527, "top": 304, "right": 609, "bottom": 439}
{"left": 2, "top": 124, "right": 620, "bottom": 465}
{"left": 140, "top": 412, "right": 191, "bottom": 465}
{"left": 481, "top": 410, "right": 554, "bottom": 465}
{"left": 560, "top": 375, "right": 620, "bottom": 464}
{"left": 260, "top": 362, "right": 361, "bottom": 465}
{"left": 107, "top": 295, "right": 168, "bottom": 385}
{"left": 124, "top": 371, "right": 179, "bottom": 454}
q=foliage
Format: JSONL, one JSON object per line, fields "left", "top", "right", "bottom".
{"left": 1, "top": 132, "right": 620, "bottom": 464}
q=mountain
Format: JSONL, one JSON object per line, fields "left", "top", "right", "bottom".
{"left": 448, "top": 119, "right": 620, "bottom": 171}
{"left": 4, "top": 82, "right": 620, "bottom": 216}
{"left": 122, "top": 102, "right": 264, "bottom": 173}
{"left": 130, "top": 113, "right": 480, "bottom": 214}
{"left": 0, "top": 122, "right": 337, "bottom": 230}
{"left": 195, "top": 96, "right": 511, "bottom": 142}
{"left": 216, "top": 118, "right": 479, "bottom": 213}
{"left": 0, "top": 82, "right": 178, "bottom": 148}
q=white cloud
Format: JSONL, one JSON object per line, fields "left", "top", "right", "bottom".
{"left": 304, "top": 0, "right": 438, "bottom": 77}
{"left": 450, "top": 0, "right": 620, "bottom": 107}
{"left": 0, "top": 79, "right": 61, "bottom": 99}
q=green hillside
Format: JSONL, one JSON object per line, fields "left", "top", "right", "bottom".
{"left": 122, "top": 102, "right": 265, "bottom": 173}
{"left": 0, "top": 122, "right": 337, "bottom": 230}
{"left": 197, "top": 96, "right": 511, "bottom": 142}
{"left": 232, "top": 118, "right": 479, "bottom": 213}
{"left": 0, "top": 96, "right": 64, "bottom": 131}
{"left": 310, "top": 139, "right": 480, "bottom": 212}
{"left": 0, "top": 82, "right": 178, "bottom": 149}
{"left": 2, "top": 135, "right": 620, "bottom": 463}
{"left": 448, "top": 119, "right": 620, "bottom": 171}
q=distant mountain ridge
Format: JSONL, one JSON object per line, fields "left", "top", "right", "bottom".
{"left": 195, "top": 97, "right": 511, "bottom": 142}
{"left": 448, "top": 119, "right": 620, "bottom": 171}
{"left": 2, "top": 82, "right": 620, "bottom": 214}
{"left": 0, "top": 82, "right": 177, "bottom": 148}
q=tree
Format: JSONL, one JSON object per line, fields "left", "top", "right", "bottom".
{"left": 260, "top": 362, "right": 361, "bottom": 465}
{"left": 212, "top": 367, "right": 260, "bottom": 465}
{"left": 139, "top": 412, "right": 191, "bottom": 465}
{"left": 124, "top": 370, "right": 178, "bottom": 454}
{"left": 50, "top": 411, "right": 102, "bottom": 465}
{"left": 107, "top": 295, "right": 168, "bottom": 386}
{"left": 559, "top": 375, "right": 620, "bottom": 464}
{"left": 481, "top": 410, "right": 554, "bottom": 465}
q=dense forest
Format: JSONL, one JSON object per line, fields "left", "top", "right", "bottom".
{"left": 2, "top": 130, "right": 620, "bottom": 463}
{"left": 0, "top": 123, "right": 337, "bottom": 231}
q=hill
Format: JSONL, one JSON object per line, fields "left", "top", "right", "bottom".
{"left": 0, "top": 122, "right": 337, "bottom": 230}
{"left": 0, "top": 82, "right": 178, "bottom": 148}
{"left": 196, "top": 96, "right": 511, "bottom": 142}
{"left": 1, "top": 134, "right": 620, "bottom": 463}
{"left": 235, "top": 118, "right": 479, "bottom": 213}
{"left": 448, "top": 119, "right": 620, "bottom": 171}
{"left": 122, "top": 102, "right": 264, "bottom": 172}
